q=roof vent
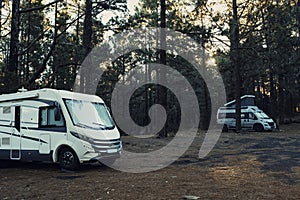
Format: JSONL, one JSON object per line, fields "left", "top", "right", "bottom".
{"left": 18, "top": 87, "right": 28, "bottom": 92}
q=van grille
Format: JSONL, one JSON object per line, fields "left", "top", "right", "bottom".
{"left": 89, "top": 138, "right": 122, "bottom": 153}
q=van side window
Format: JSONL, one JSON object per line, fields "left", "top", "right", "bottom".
{"left": 21, "top": 107, "right": 39, "bottom": 128}
{"left": 218, "top": 113, "right": 235, "bottom": 119}
{"left": 249, "top": 113, "right": 254, "bottom": 119}
{"left": 253, "top": 115, "right": 258, "bottom": 120}
{"left": 39, "top": 107, "right": 65, "bottom": 127}
{"left": 241, "top": 113, "right": 249, "bottom": 119}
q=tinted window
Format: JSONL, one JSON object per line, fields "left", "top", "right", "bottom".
{"left": 39, "top": 106, "right": 65, "bottom": 127}
{"left": 241, "top": 113, "right": 249, "bottom": 119}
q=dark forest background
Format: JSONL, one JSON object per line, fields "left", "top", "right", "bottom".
{"left": 0, "top": 0, "right": 300, "bottom": 135}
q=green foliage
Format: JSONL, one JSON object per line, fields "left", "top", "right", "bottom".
{"left": 19, "top": 0, "right": 47, "bottom": 86}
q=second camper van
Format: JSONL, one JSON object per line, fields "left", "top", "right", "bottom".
{"left": 217, "top": 106, "right": 276, "bottom": 132}
{"left": 0, "top": 88, "right": 122, "bottom": 170}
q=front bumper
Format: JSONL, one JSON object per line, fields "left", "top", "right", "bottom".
{"left": 263, "top": 122, "right": 276, "bottom": 130}
{"left": 81, "top": 138, "right": 122, "bottom": 162}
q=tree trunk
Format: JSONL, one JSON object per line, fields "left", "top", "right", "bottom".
{"left": 25, "top": 0, "right": 32, "bottom": 82}
{"left": 158, "top": 0, "right": 167, "bottom": 137}
{"left": 73, "top": 3, "right": 81, "bottom": 85}
{"left": 269, "top": 70, "right": 277, "bottom": 120}
{"left": 8, "top": 0, "right": 20, "bottom": 73}
{"left": 278, "top": 75, "right": 284, "bottom": 125}
{"left": 53, "top": 2, "right": 59, "bottom": 88}
{"left": 262, "top": 76, "right": 267, "bottom": 111}
{"left": 0, "top": 0, "right": 2, "bottom": 37}
{"left": 231, "top": 0, "right": 241, "bottom": 132}
{"left": 80, "top": 0, "right": 93, "bottom": 93}
{"left": 297, "top": 0, "right": 300, "bottom": 35}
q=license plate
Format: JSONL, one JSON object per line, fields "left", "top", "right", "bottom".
{"left": 107, "top": 149, "right": 118, "bottom": 153}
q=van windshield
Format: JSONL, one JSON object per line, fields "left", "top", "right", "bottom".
{"left": 64, "top": 99, "right": 114, "bottom": 130}
{"left": 255, "top": 112, "right": 270, "bottom": 119}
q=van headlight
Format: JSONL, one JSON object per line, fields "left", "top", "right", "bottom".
{"left": 70, "top": 131, "right": 90, "bottom": 142}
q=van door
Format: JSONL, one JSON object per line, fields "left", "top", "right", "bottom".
{"left": 10, "top": 106, "right": 21, "bottom": 160}
{"left": 39, "top": 134, "right": 50, "bottom": 154}
{"left": 241, "top": 112, "right": 253, "bottom": 129}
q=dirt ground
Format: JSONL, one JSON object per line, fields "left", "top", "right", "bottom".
{"left": 1, "top": 122, "right": 300, "bottom": 199}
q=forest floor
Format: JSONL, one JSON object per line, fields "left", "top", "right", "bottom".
{"left": 1, "top": 120, "right": 300, "bottom": 199}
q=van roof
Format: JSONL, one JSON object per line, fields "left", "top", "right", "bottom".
{"left": 224, "top": 95, "right": 255, "bottom": 107}
{"left": 0, "top": 88, "right": 104, "bottom": 103}
{"left": 219, "top": 106, "right": 260, "bottom": 111}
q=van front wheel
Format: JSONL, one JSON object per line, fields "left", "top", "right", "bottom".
{"left": 59, "top": 147, "right": 79, "bottom": 171}
{"left": 253, "top": 124, "right": 264, "bottom": 132}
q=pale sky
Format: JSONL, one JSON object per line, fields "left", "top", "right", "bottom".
{"left": 40, "top": 0, "right": 139, "bottom": 24}
{"left": 127, "top": 0, "right": 140, "bottom": 13}
{"left": 101, "top": 0, "right": 140, "bottom": 24}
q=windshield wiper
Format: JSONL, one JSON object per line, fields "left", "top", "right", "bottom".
{"left": 92, "top": 122, "right": 109, "bottom": 130}
{"left": 75, "top": 122, "right": 114, "bottom": 130}
{"left": 92, "top": 122, "right": 114, "bottom": 130}
{"left": 76, "top": 122, "right": 100, "bottom": 129}
{"left": 92, "top": 122, "right": 105, "bottom": 126}
{"left": 75, "top": 122, "right": 89, "bottom": 128}
{"left": 93, "top": 122, "right": 115, "bottom": 130}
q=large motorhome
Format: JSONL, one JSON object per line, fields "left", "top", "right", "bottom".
{"left": 0, "top": 88, "right": 122, "bottom": 170}
{"left": 217, "top": 106, "right": 276, "bottom": 132}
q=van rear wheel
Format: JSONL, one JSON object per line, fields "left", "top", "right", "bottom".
{"left": 59, "top": 147, "right": 79, "bottom": 171}
{"left": 253, "top": 124, "right": 264, "bottom": 132}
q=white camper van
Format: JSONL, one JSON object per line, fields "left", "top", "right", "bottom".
{"left": 217, "top": 106, "right": 276, "bottom": 132}
{"left": 0, "top": 88, "right": 122, "bottom": 170}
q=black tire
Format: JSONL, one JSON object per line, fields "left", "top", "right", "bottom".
{"left": 222, "top": 124, "right": 229, "bottom": 132}
{"left": 253, "top": 124, "right": 264, "bottom": 132}
{"left": 59, "top": 147, "right": 79, "bottom": 171}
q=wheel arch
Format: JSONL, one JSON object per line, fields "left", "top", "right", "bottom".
{"left": 253, "top": 123, "right": 264, "bottom": 131}
{"left": 53, "top": 144, "right": 77, "bottom": 163}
